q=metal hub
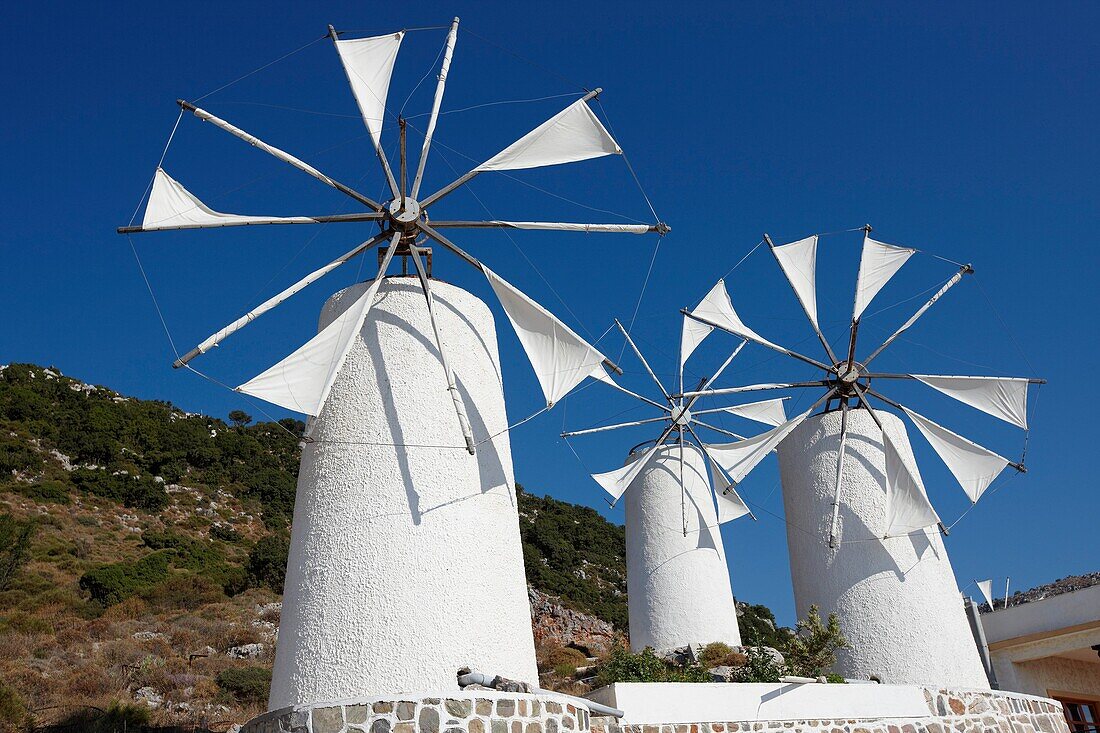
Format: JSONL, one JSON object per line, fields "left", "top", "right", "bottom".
{"left": 386, "top": 198, "right": 423, "bottom": 231}
{"left": 670, "top": 405, "right": 692, "bottom": 425}
{"left": 832, "top": 360, "right": 869, "bottom": 396}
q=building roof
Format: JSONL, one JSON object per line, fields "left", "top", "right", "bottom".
{"left": 981, "top": 571, "right": 1100, "bottom": 613}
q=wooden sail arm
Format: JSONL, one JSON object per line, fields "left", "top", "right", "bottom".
{"left": 172, "top": 232, "right": 389, "bottom": 368}
{"left": 410, "top": 17, "right": 460, "bottom": 199}
{"left": 615, "top": 319, "right": 671, "bottom": 401}
{"left": 427, "top": 221, "right": 670, "bottom": 235}
{"left": 419, "top": 88, "right": 604, "bottom": 210}
{"left": 419, "top": 221, "right": 624, "bottom": 379}
{"left": 560, "top": 414, "right": 669, "bottom": 438}
{"left": 176, "top": 99, "right": 384, "bottom": 211}
{"left": 675, "top": 380, "right": 832, "bottom": 400}
{"left": 680, "top": 309, "right": 833, "bottom": 373}
{"left": 118, "top": 211, "right": 383, "bottom": 234}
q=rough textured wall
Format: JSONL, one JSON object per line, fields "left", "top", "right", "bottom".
{"left": 590, "top": 687, "right": 1069, "bottom": 733}
{"left": 993, "top": 654, "right": 1100, "bottom": 700}
{"left": 245, "top": 691, "right": 590, "bottom": 733}
{"left": 269, "top": 278, "right": 538, "bottom": 709}
{"left": 777, "top": 410, "right": 988, "bottom": 688}
{"left": 624, "top": 443, "right": 741, "bottom": 652}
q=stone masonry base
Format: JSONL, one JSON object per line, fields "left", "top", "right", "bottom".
{"left": 241, "top": 691, "right": 591, "bottom": 733}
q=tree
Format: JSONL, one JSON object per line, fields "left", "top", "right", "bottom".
{"left": 228, "top": 410, "right": 253, "bottom": 428}
{"left": 0, "top": 515, "right": 36, "bottom": 591}
{"left": 785, "top": 604, "right": 849, "bottom": 678}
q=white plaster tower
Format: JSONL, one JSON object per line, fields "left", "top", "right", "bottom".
{"left": 623, "top": 442, "right": 742, "bottom": 652}
{"left": 778, "top": 409, "right": 990, "bottom": 687}
{"left": 268, "top": 278, "right": 539, "bottom": 708}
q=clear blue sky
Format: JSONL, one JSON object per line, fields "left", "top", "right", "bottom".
{"left": 1, "top": 1, "right": 1096, "bottom": 625}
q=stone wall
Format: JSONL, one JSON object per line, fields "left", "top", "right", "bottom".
{"left": 243, "top": 691, "right": 590, "bottom": 733}
{"left": 590, "top": 688, "right": 1069, "bottom": 733}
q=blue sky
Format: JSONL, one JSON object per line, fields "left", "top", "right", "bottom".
{"left": 1, "top": 1, "right": 1096, "bottom": 625}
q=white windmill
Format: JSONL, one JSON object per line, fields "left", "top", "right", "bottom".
{"left": 119, "top": 20, "right": 668, "bottom": 709}
{"left": 676, "top": 225, "right": 1043, "bottom": 688}
{"left": 560, "top": 319, "right": 788, "bottom": 652}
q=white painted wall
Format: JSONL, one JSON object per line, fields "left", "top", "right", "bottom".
{"left": 269, "top": 278, "right": 538, "bottom": 710}
{"left": 777, "top": 409, "right": 989, "bottom": 689}
{"left": 624, "top": 442, "right": 741, "bottom": 652}
{"left": 586, "top": 682, "right": 931, "bottom": 724}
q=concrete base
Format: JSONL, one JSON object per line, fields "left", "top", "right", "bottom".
{"left": 776, "top": 409, "right": 990, "bottom": 689}
{"left": 624, "top": 443, "right": 741, "bottom": 652}
{"left": 269, "top": 278, "right": 538, "bottom": 709}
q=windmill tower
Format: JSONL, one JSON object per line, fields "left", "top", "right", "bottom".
{"left": 677, "top": 227, "right": 1042, "bottom": 687}
{"left": 562, "top": 321, "right": 786, "bottom": 652}
{"left": 119, "top": 20, "right": 668, "bottom": 710}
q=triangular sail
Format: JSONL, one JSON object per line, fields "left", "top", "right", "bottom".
{"left": 237, "top": 277, "right": 386, "bottom": 415}
{"left": 681, "top": 280, "right": 780, "bottom": 367}
{"left": 772, "top": 236, "right": 820, "bottom": 330}
{"left": 708, "top": 458, "right": 752, "bottom": 523}
{"left": 475, "top": 98, "right": 621, "bottom": 172}
{"left": 901, "top": 407, "right": 1009, "bottom": 503}
{"left": 142, "top": 168, "right": 313, "bottom": 231}
{"left": 882, "top": 431, "right": 941, "bottom": 538}
{"left": 852, "top": 237, "right": 915, "bottom": 320}
{"left": 976, "top": 579, "right": 995, "bottom": 608}
{"left": 913, "top": 375, "right": 1029, "bottom": 429}
{"left": 483, "top": 266, "right": 609, "bottom": 408}
{"left": 334, "top": 32, "right": 404, "bottom": 149}
{"left": 705, "top": 407, "right": 813, "bottom": 484}
{"left": 591, "top": 443, "right": 661, "bottom": 502}
{"left": 722, "top": 398, "right": 788, "bottom": 427}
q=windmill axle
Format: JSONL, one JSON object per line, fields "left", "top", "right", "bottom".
{"left": 831, "top": 360, "right": 869, "bottom": 396}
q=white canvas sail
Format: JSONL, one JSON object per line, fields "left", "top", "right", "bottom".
{"left": 772, "top": 236, "right": 820, "bottom": 329}
{"left": 976, "top": 579, "right": 995, "bottom": 608}
{"left": 475, "top": 98, "right": 621, "bottom": 172}
{"left": 484, "top": 266, "right": 609, "bottom": 408}
{"left": 902, "top": 407, "right": 1009, "bottom": 503}
{"left": 591, "top": 443, "right": 661, "bottom": 502}
{"left": 708, "top": 458, "right": 752, "bottom": 523}
{"left": 237, "top": 276, "right": 386, "bottom": 415}
{"left": 681, "top": 280, "right": 779, "bottom": 368}
{"left": 913, "top": 375, "right": 1029, "bottom": 429}
{"left": 705, "top": 408, "right": 812, "bottom": 484}
{"left": 882, "top": 431, "right": 941, "bottom": 537}
{"left": 142, "top": 168, "right": 313, "bottom": 231}
{"left": 334, "top": 32, "right": 404, "bottom": 148}
{"left": 853, "top": 237, "right": 915, "bottom": 320}
{"left": 722, "top": 398, "right": 788, "bottom": 427}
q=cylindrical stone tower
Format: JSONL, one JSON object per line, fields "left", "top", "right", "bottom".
{"left": 624, "top": 442, "right": 742, "bottom": 652}
{"left": 269, "top": 277, "right": 538, "bottom": 710}
{"left": 777, "top": 408, "right": 989, "bottom": 688}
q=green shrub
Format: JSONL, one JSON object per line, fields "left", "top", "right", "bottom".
{"left": 739, "top": 602, "right": 790, "bottom": 648}
{"left": 698, "top": 641, "right": 747, "bottom": 669}
{"left": 16, "top": 479, "right": 71, "bottom": 504}
{"left": 246, "top": 533, "right": 290, "bottom": 592}
{"left": 142, "top": 572, "right": 226, "bottom": 609}
{"left": 539, "top": 645, "right": 588, "bottom": 673}
{"left": 785, "top": 605, "right": 849, "bottom": 678}
{"left": 731, "top": 647, "right": 786, "bottom": 682}
{"left": 217, "top": 666, "right": 271, "bottom": 702}
{"left": 211, "top": 523, "right": 242, "bottom": 542}
{"left": 596, "top": 646, "right": 670, "bottom": 685}
{"left": 78, "top": 550, "right": 172, "bottom": 606}
{"left": 0, "top": 681, "right": 27, "bottom": 729}
{"left": 0, "top": 436, "right": 41, "bottom": 474}
{"left": 0, "top": 514, "right": 36, "bottom": 591}
{"left": 71, "top": 468, "right": 168, "bottom": 511}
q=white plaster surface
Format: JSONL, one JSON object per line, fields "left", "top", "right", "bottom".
{"left": 777, "top": 409, "right": 989, "bottom": 689}
{"left": 268, "top": 278, "right": 538, "bottom": 710}
{"left": 586, "top": 682, "right": 930, "bottom": 724}
{"left": 624, "top": 442, "right": 741, "bottom": 652}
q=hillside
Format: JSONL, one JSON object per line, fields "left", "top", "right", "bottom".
{"left": 0, "top": 363, "right": 779, "bottom": 730}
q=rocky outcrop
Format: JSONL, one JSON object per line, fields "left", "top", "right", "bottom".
{"left": 529, "top": 586, "right": 618, "bottom": 656}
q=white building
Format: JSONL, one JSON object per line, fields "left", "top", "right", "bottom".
{"left": 981, "top": 577, "right": 1100, "bottom": 730}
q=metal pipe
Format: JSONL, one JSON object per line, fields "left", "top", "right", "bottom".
{"left": 456, "top": 670, "right": 624, "bottom": 718}
{"left": 177, "top": 99, "right": 382, "bottom": 211}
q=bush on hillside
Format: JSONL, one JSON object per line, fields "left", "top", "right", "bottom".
{"left": 246, "top": 533, "right": 290, "bottom": 592}
{"left": 0, "top": 514, "right": 36, "bottom": 591}
{"left": 71, "top": 468, "right": 168, "bottom": 511}
{"left": 730, "top": 646, "right": 787, "bottom": 682}
{"left": 595, "top": 645, "right": 711, "bottom": 685}
{"left": 78, "top": 550, "right": 172, "bottom": 606}
{"left": 217, "top": 666, "right": 271, "bottom": 702}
